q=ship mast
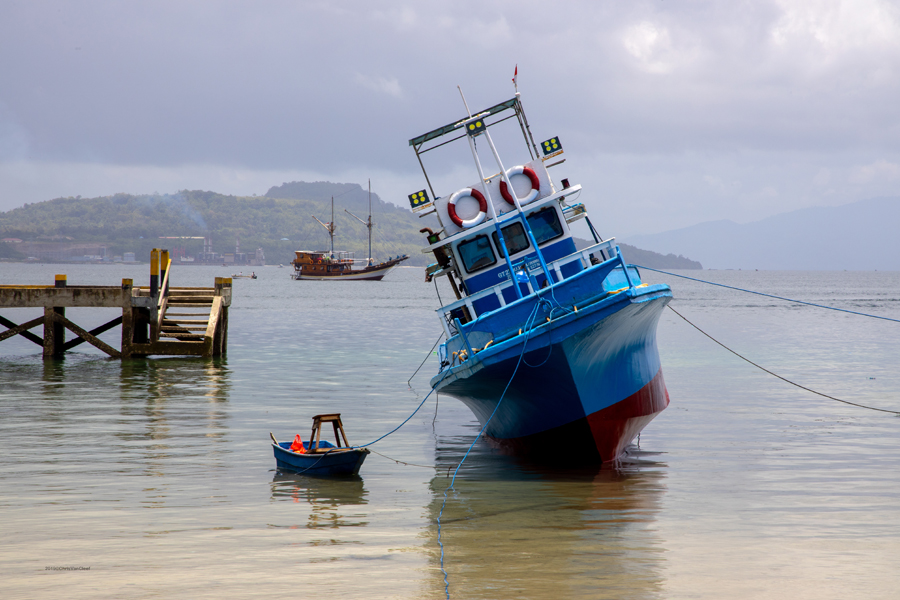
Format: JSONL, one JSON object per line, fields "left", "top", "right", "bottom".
{"left": 345, "top": 180, "right": 374, "bottom": 266}
{"left": 311, "top": 196, "right": 336, "bottom": 257}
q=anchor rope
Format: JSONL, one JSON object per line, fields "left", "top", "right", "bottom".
{"left": 356, "top": 367, "right": 452, "bottom": 448}
{"left": 367, "top": 448, "right": 435, "bottom": 469}
{"left": 668, "top": 305, "right": 900, "bottom": 415}
{"left": 272, "top": 446, "right": 337, "bottom": 474}
{"left": 437, "top": 300, "right": 543, "bottom": 599}
{"left": 408, "top": 331, "right": 445, "bottom": 385}
{"left": 635, "top": 266, "right": 900, "bottom": 324}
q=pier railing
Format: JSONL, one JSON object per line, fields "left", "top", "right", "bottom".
{"left": 0, "top": 249, "right": 231, "bottom": 358}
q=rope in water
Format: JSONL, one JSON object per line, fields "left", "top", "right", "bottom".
{"left": 635, "top": 265, "right": 900, "bottom": 324}
{"left": 668, "top": 305, "right": 900, "bottom": 415}
{"left": 437, "top": 299, "right": 547, "bottom": 599}
{"left": 356, "top": 368, "right": 451, "bottom": 448}
{"left": 368, "top": 448, "right": 435, "bottom": 469}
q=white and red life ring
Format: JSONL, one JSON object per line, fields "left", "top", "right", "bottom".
{"left": 447, "top": 187, "right": 488, "bottom": 228}
{"left": 499, "top": 165, "right": 540, "bottom": 206}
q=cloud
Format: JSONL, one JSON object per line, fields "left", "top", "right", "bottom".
{"left": 621, "top": 21, "right": 677, "bottom": 74}
{"left": 354, "top": 73, "right": 403, "bottom": 98}
{"left": 849, "top": 159, "right": 900, "bottom": 183}
{"left": 0, "top": 102, "right": 30, "bottom": 160}
{"left": 2, "top": 0, "right": 900, "bottom": 237}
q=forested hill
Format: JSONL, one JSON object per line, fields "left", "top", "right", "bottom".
{"left": 1, "top": 180, "right": 702, "bottom": 269}
{"left": 0, "top": 183, "right": 439, "bottom": 265}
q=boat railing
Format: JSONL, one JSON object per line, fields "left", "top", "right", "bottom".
{"left": 436, "top": 238, "right": 619, "bottom": 335}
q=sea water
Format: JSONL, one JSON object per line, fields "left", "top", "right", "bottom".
{"left": 1, "top": 264, "right": 899, "bottom": 599}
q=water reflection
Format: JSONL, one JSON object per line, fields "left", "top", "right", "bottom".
{"left": 426, "top": 435, "right": 668, "bottom": 600}
{"left": 115, "top": 358, "right": 232, "bottom": 484}
{"left": 270, "top": 471, "right": 369, "bottom": 530}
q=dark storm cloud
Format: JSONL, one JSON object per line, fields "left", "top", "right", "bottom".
{"left": 2, "top": 1, "right": 899, "bottom": 232}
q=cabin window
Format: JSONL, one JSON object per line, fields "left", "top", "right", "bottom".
{"left": 491, "top": 221, "right": 530, "bottom": 257}
{"left": 457, "top": 235, "right": 497, "bottom": 273}
{"left": 527, "top": 207, "right": 564, "bottom": 245}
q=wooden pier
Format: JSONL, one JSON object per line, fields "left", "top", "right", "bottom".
{"left": 0, "top": 249, "right": 231, "bottom": 358}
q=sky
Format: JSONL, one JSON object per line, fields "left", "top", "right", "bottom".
{"left": 1, "top": 0, "right": 899, "bottom": 236}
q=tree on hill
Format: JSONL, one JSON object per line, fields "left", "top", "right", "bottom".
{"left": 0, "top": 181, "right": 702, "bottom": 269}
{"left": 0, "top": 183, "right": 439, "bottom": 265}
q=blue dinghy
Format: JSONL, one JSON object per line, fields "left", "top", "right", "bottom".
{"left": 271, "top": 413, "right": 369, "bottom": 476}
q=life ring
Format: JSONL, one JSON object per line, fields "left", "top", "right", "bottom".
{"left": 447, "top": 187, "right": 487, "bottom": 228}
{"left": 500, "top": 165, "right": 540, "bottom": 206}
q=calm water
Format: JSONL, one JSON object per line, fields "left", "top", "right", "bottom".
{"left": 1, "top": 263, "right": 899, "bottom": 599}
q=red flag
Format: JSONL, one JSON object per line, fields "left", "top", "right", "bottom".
{"left": 512, "top": 65, "right": 518, "bottom": 89}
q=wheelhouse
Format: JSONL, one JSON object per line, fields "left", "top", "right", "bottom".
{"left": 408, "top": 93, "right": 631, "bottom": 339}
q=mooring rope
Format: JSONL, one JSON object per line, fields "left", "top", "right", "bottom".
{"left": 368, "top": 448, "right": 435, "bottom": 469}
{"left": 635, "top": 266, "right": 900, "bottom": 324}
{"left": 668, "top": 305, "right": 900, "bottom": 415}
{"left": 356, "top": 367, "right": 452, "bottom": 448}
{"left": 437, "top": 300, "right": 544, "bottom": 599}
{"left": 408, "top": 331, "right": 445, "bottom": 385}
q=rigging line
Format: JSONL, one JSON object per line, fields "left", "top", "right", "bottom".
{"left": 272, "top": 447, "right": 336, "bottom": 474}
{"left": 668, "top": 305, "right": 900, "bottom": 415}
{"left": 434, "top": 276, "right": 444, "bottom": 307}
{"left": 437, "top": 300, "right": 543, "bottom": 600}
{"left": 408, "top": 331, "right": 446, "bottom": 386}
{"left": 523, "top": 300, "right": 556, "bottom": 368}
{"left": 355, "top": 367, "right": 453, "bottom": 448}
{"left": 636, "top": 266, "right": 900, "bottom": 324}
{"left": 368, "top": 448, "right": 434, "bottom": 469}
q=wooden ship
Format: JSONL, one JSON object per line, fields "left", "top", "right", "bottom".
{"left": 291, "top": 182, "right": 408, "bottom": 281}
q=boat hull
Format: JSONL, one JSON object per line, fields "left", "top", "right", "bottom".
{"left": 292, "top": 259, "right": 404, "bottom": 281}
{"left": 272, "top": 441, "right": 369, "bottom": 475}
{"left": 432, "top": 285, "right": 671, "bottom": 462}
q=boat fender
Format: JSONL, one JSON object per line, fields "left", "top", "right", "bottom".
{"left": 290, "top": 434, "right": 307, "bottom": 454}
{"left": 500, "top": 166, "right": 541, "bottom": 206}
{"left": 447, "top": 188, "right": 487, "bottom": 228}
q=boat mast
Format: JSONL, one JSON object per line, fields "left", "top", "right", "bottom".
{"left": 311, "top": 197, "right": 336, "bottom": 256}
{"left": 344, "top": 181, "right": 375, "bottom": 266}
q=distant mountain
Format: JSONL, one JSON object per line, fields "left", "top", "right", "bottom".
{"left": 266, "top": 181, "right": 382, "bottom": 214}
{"left": 624, "top": 196, "right": 900, "bottom": 271}
{"left": 0, "top": 180, "right": 703, "bottom": 270}
{"left": 0, "top": 184, "right": 438, "bottom": 265}
{"left": 574, "top": 238, "right": 702, "bottom": 269}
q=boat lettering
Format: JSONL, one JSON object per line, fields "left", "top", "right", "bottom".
{"left": 497, "top": 259, "right": 541, "bottom": 280}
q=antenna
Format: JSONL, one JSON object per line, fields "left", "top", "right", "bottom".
{"left": 457, "top": 85, "right": 472, "bottom": 117}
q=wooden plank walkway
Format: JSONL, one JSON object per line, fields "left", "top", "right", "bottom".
{"left": 0, "top": 249, "right": 232, "bottom": 358}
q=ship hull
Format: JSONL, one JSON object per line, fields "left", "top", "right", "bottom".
{"left": 432, "top": 284, "right": 671, "bottom": 462}
{"left": 291, "top": 258, "right": 406, "bottom": 281}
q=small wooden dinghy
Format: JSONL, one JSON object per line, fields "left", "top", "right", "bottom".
{"left": 271, "top": 413, "right": 369, "bottom": 476}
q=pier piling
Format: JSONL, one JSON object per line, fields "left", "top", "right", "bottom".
{"left": 0, "top": 250, "right": 231, "bottom": 358}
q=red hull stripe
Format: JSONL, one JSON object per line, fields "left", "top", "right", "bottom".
{"left": 484, "top": 369, "right": 669, "bottom": 462}
{"left": 585, "top": 368, "right": 669, "bottom": 461}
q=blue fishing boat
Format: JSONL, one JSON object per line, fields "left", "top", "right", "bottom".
{"left": 270, "top": 414, "right": 370, "bottom": 475}
{"left": 408, "top": 92, "right": 673, "bottom": 462}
